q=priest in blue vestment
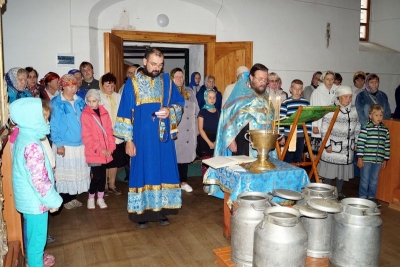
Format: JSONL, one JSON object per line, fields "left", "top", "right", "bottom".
{"left": 114, "top": 48, "right": 184, "bottom": 228}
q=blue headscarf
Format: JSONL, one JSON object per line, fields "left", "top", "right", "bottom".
{"left": 6, "top": 67, "right": 32, "bottom": 104}
{"left": 189, "top": 72, "right": 200, "bottom": 89}
{"left": 202, "top": 89, "right": 216, "bottom": 109}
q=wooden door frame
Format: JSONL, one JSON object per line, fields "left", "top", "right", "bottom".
{"left": 111, "top": 30, "right": 217, "bottom": 76}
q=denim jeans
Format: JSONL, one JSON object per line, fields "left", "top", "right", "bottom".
{"left": 359, "top": 162, "right": 382, "bottom": 198}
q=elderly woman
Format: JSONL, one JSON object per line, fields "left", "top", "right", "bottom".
{"left": 355, "top": 73, "right": 391, "bottom": 127}
{"left": 40, "top": 72, "right": 60, "bottom": 102}
{"left": 50, "top": 74, "right": 90, "bottom": 209}
{"left": 6, "top": 67, "right": 32, "bottom": 103}
{"left": 319, "top": 86, "right": 361, "bottom": 199}
{"left": 171, "top": 68, "right": 199, "bottom": 193}
{"left": 99, "top": 72, "right": 127, "bottom": 195}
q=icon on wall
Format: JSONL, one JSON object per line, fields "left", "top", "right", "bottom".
{"left": 57, "top": 54, "right": 75, "bottom": 68}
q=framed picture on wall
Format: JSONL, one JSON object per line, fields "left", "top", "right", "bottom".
{"left": 57, "top": 53, "right": 75, "bottom": 68}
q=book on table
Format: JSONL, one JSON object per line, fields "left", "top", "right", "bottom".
{"left": 202, "top": 155, "right": 256, "bottom": 169}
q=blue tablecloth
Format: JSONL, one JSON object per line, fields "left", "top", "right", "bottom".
{"left": 203, "top": 157, "right": 310, "bottom": 205}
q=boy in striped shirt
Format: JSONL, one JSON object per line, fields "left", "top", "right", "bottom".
{"left": 279, "top": 79, "right": 312, "bottom": 163}
{"left": 357, "top": 104, "right": 390, "bottom": 200}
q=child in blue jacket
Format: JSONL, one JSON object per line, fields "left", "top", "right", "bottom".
{"left": 10, "top": 98, "right": 62, "bottom": 267}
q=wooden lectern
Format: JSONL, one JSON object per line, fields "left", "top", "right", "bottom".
{"left": 275, "top": 106, "right": 339, "bottom": 182}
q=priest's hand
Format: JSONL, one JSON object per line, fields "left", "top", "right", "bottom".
{"left": 229, "top": 140, "right": 237, "bottom": 153}
{"left": 157, "top": 107, "right": 170, "bottom": 119}
{"left": 126, "top": 141, "right": 137, "bottom": 157}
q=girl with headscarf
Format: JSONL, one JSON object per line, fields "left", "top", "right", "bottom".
{"left": 189, "top": 72, "right": 201, "bottom": 93}
{"left": 196, "top": 75, "right": 222, "bottom": 112}
{"left": 6, "top": 67, "right": 32, "bottom": 103}
{"left": 355, "top": 73, "right": 391, "bottom": 127}
{"left": 197, "top": 89, "right": 220, "bottom": 174}
{"left": 171, "top": 68, "right": 199, "bottom": 193}
{"left": 81, "top": 89, "right": 116, "bottom": 209}
{"left": 50, "top": 74, "right": 90, "bottom": 210}
{"left": 318, "top": 86, "right": 361, "bottom": 199}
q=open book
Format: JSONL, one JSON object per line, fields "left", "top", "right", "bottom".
{"left": 202, "top": 155, "right": 256, "bottom": 169}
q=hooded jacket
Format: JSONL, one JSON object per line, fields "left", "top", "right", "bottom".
{"left": 81, "top": 105, "right": 116, "bottom": 164}
{"left": 10, "top": 98, "right": 62, "bottom": 214}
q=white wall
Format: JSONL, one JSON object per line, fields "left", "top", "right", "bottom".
{"left": 3, "top": 0, "right": 400, "bottom": 109}
{"left": 189, "top": 45, "right": 204, "bottom": 85}
{"left": 370, "top": 0, "right": 400, "bottom": 52}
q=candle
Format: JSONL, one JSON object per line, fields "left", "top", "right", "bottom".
{"left": 277, "top": 95, "right": 281, "bottom": 134}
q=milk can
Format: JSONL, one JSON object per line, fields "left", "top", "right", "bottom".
{"left": 297, "top": 197, "right": 342, "bottom": 258}
{"left": 253, "top": 206, "right": 308, "bottom": 267}
{"left": 231, "top": 192, "right": 271, "bottom": 267}
{"left": 297, "top": 183, "right": 337, "bottom": 205}
{"left": 330, "top": 198, "right": 382, "bottom": 267}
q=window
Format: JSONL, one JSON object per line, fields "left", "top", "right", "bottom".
{"left": 360, "top": 0, "right": 370, "bottom": 41}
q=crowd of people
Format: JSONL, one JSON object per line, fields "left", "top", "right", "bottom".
{"left": 6, "top": 47, "right": 394, "bottom": 266}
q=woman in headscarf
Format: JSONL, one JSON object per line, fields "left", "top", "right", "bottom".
{"left": 99, "top": 72, "right": 127, "bottom": 195}
{"left": 6, "top": 67, "right": 32, "bottom": 103}
{"left": 310, "top": 70, "right": 338, "bottom": 154}
{"left": 39, "top": 72, "right": 60, "bottom": 102}
{"left": 189, "top": 72, "right": 201, "bottom": 93}
{"left": 171, "top": 68, "right": 199, "bottom": 193}
{"left": 355, "top": 73, "right": 391, "bottom": 127}
{"left": 50, "top": 74, "right": 90, "bottom": 210}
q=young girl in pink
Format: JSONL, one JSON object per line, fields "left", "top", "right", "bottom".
{"left": 81, "top": 89, "right": 116, "bottom": 209}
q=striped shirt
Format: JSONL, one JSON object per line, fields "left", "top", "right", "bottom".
{"left": 356, "top": 121, "right": 390, "bottom": 163}
{"left": 279, "top": 97, "right": 312, "bottom": 136}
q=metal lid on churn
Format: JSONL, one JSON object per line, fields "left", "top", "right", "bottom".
{"left": 273, "top": 189, "right": 303, "bottom": 200}
{"left": 307, "top": 198, "right": 342, "bottom": 213}
{"left": 294, "top": 204, "right": 328, "bottom": 218}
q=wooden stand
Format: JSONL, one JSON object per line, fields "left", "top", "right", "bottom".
{"left": 276, "top": 106, "right": 340, "bottom": 182}
{"left": 377, "top": 120, "right": 400, "bottom": 206}
{"left": 214, "top": 246, "right": 329, "bottom": 267}
{"left": 1, "top": 141, "right": 23, "bottom": 249}
{"left": 3, "top": 241, "right": 25, "bottom": 267}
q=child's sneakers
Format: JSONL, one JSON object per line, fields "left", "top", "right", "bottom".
{"left": 87, "top": 198, "right": 95, "bottom": 210}
{"left": 97, "top": 198, "right": 108, "bottom": 209}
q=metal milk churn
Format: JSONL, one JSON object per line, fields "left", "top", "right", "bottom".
{"left": 295, "top": 183, "right": 342, "bottom": 258}
{"left": 330, "top": 198, "right": 382, "bottom": 267}
{"left": 231, "top": 192, "right": 271, "bottom": 267}
{"left": 253, "top": 206, "right": 308, "bottom": 267}
{"left": 297, "top": 183, "right": 337, "bottom": 205}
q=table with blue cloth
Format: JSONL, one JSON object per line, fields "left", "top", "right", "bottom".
{"left": 203, "top": 157, "right": 310, "bottom": 238}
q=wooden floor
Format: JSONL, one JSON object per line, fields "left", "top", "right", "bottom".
{"left": 46, "top": 175, "right": 400, "bottom": 267}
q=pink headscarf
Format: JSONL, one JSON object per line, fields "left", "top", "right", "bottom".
{"left": 58, "top": 74, "right": 77, "bottom": 89}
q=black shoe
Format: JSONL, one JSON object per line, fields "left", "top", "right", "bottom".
{"left": 158, "top": 218, "right": 170, "bottom": 226}
{"left": 338, "top": 195, "right": 346, "bottom": 201}
{"left": 137, "top": 221, "right": 149, "bottom": 229}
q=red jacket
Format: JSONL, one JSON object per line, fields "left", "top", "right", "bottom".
{"left": 81, "top": 105, "right": 116, "bottom": 164}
